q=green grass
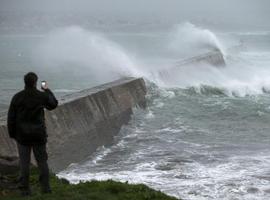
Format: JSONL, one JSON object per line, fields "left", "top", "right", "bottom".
{"left": 0, "top": 169, "right": 179, "bottom": 200}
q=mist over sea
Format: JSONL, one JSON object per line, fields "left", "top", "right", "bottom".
{"left": 1, "top": 1, "right": 270, "bottom": 199}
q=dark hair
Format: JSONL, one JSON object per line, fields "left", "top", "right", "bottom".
{"left": 24, "top": 72, "right": 38, "bottom": 88}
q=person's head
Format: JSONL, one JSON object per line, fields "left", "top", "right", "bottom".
{"left": 24, "top": 72, "right": 38, "bottom": 88}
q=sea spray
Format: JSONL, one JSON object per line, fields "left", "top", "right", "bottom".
{"left": 33, "top": 26, "right": 140, "bottom": 85}
{"left": 145, "top": 23, "right": 270, "bottom": 96}
{"left": 152, "top": 55, "right": 270, "bottom": 97}
{"left": 168, "top": 22, "right": 226, "bottom": 58}
{"left": 33, "top": 25, "right": 270, "bottom": 97}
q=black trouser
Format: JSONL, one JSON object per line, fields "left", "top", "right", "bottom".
{"left": 17, "top": 143, "right": 50, "bottom": 191}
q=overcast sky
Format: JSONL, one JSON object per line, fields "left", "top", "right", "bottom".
{"left": 0, "top": 0, "right": 268, "bottom": 13}
{"left": 0, "top": 0, "right": 269, "bottom": 28}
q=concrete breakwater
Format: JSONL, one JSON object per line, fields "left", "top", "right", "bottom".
{"left": 0, "top": 77, "right": 146, "bottom": 172}
{"left": 175, "top": 49, "right": 226, "bottom": 67}
{"left": 158, "top": 50, "right": 226, "bottom": 80}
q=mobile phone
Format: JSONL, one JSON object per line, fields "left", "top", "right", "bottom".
{"left": 41, "top": 81, "right": 46, "bottom": 88}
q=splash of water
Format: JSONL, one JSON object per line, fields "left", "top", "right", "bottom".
{"left": 145, "top": 23, "right": 270, "bottom": 96}
{"left": 168, "top": 22, "right": 226, "bottom": 57}
{"left": 33, "top": 25, "right": 270, "bottom": 97}
{"left": 34, "top": 26, "right": 140, "bottom": 85}
{"left": 152, "top": 53, "right": 270, "bottom": 97}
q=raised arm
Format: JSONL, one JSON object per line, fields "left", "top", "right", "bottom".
{"left": 44, "top": 89, "right": 58, "bottom": 111}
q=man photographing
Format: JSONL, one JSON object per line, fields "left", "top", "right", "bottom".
{"left": 7, "top": 72, "right": 58, "bottom": 196}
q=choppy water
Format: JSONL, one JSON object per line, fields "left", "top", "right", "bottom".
{"left": 59, "top": 88, "right": 270, "bottom": 200}
{"left": 1, "top": 23, "right": 270, "bottom": 200}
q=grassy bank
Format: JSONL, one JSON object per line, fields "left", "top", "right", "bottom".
{"left": 0, "top": 169, "right": 179, "bottom": 200}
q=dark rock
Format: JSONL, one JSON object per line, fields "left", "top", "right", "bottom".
{"left": 0, "top": 157, "right": 19, "bottom": 175}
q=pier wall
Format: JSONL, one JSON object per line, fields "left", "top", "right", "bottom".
{"left": 0, "top": 77, "right": 146, "bottom": 172}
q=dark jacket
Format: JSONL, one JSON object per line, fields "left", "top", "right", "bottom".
{"left": 7, "top": 87, "right": 58, "bottom": 145}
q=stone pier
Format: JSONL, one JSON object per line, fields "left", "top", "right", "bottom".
{"left": 0, "top": 77, "right": 147, "bottom": 172}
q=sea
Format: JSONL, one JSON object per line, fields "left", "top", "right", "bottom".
{"left": 1, "top": 22, "right": 270, "bottom": 200}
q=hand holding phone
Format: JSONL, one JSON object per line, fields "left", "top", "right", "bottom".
{"left": 41, "top": 81, "right": 48, "bottom": 90}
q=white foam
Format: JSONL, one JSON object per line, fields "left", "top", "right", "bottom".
{"left": 153, "top": 51, "right": 270, "bottom": 97}
{"left": 58, "top": 152, "right": 270, "bottom": 199}
{"left": 145, "top": 110, "right": 155, "bottom": 119}
{"left": 90, "top": 146, "right": 113, "bottom": 165}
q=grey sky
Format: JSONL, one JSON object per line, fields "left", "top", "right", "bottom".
{"left": 0, "top": 0, "right": 268, "bottom": 14}
{"left": 0, "top": 0, "right": 269, "bottom": 28}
